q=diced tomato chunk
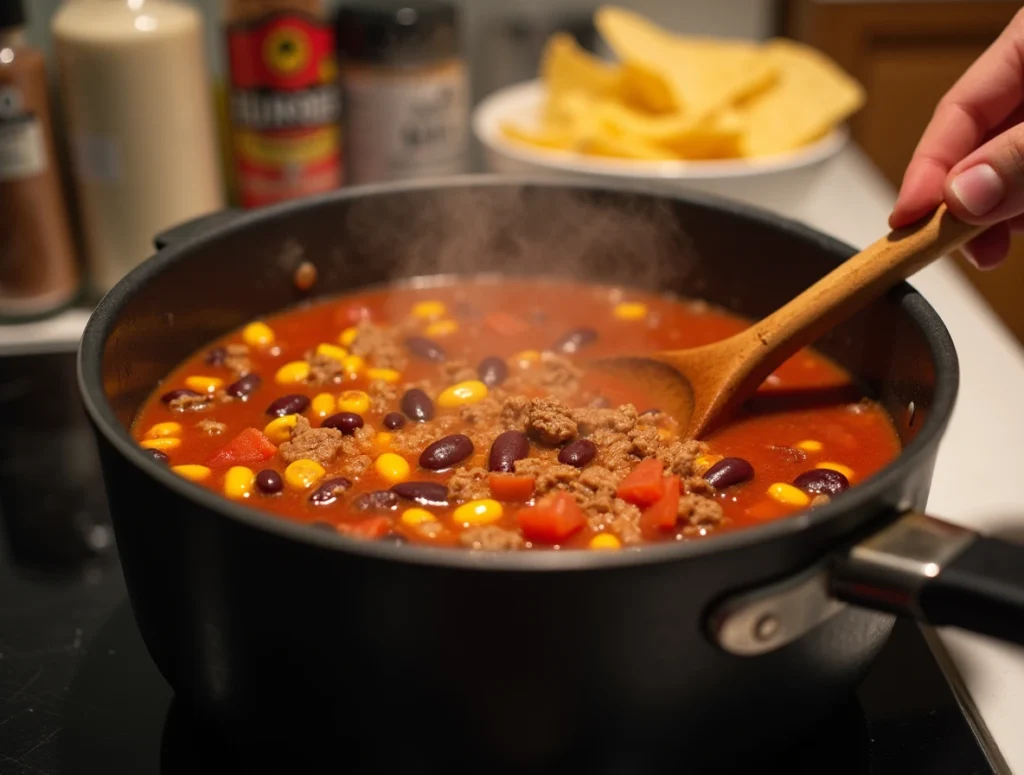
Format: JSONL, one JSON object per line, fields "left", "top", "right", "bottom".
{"left": 641, "top": 475, "right": 680, "bottom": 534}
{"left": 488, "top": 474, "right": 536, "bottom": 502}
{"left": 484, "top": 312, "right": 530, "bottom": 337}
{"left": 337, "top": 516, "right": 392, "bottom": 540}
{"left": 517, "top": 491, "right": 587, "bottom": 544}
{"left": 616, "top": 458, "right": 665, "bottom": 506}
{"left": 205, "top": 427, "right": 277, "bottom": 467}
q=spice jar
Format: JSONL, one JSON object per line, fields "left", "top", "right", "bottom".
{"left": 335, "top": 1, "right": 469, "bottom": 185}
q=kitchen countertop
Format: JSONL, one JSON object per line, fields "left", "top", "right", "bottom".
{"left": 1, "top": 144, "right": 1022, "bottom": 772}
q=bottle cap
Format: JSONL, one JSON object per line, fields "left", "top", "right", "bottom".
{"left": 335, "top": 1, "right": 459, "bottom": 67}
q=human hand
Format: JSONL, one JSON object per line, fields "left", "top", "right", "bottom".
{"left": 890, "top": 12, "right": 1024, "bottom": 269}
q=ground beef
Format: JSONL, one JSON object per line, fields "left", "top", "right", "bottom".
{"left": 658, "top": 439, "right": 707, "bottom": 479}
{"left": 441, "top": 359, "right": 478, "bottom": 385}
{"left": 679, "top": 494, "right": 724, "bottom": 527}
{"left": 307, "top": 352, "right": 344, "bottom": 385}
{"left": 369, "top": 380, "right": 398, "bottom": 413}
{"left": 628, "top": 425, "right": 661, "bottom": 458}
{"left": 447, "top": 467, "right": 491, "bottom": 502}
{"left": 223, "top": 344, "right": 252, "bottom": 377}
{"left": 195, "top": 418, "right": 226, "bottom": 435}
{"left": 460, "top": 396, "right": 504, "bottom": 426}
{"left": 278, "top": 416, "right": 346, "bottom": 465}
{"left": 386, "top": 416, "right": 462, "bottom": 456}
{"left": 514, "top": 457, "right": 579, "bottom": 494}
{"left": 459, "top": 525, "right": 524, "bottom": 551}
{"left": 574, "top": 404, "right": 638, "bottom": 435}
{"left": 685, "top": 476, "right": 715, "bottom": 497}
{"left": 533, "top": 353, "right": 582, "bottom": 395}
{"left": 338, "top": 454, "right": 372, "bottom": 478}
{"left": 522, "top": 397, "right": 577, "bottom": 445}
{"left": 500, "top": 396, "right": 530, "bottom": 430}
{"left": 169, "top": 393, "right": 210, "bottom": 412}
{"left": 350, "top": 321, "right": 407, "bottom": 371}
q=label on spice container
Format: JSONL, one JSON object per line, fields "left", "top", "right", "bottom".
{"left": 342, "top": 68, "right": 469, "bottom": 185}
{"left": 226, "top": 12, "right": 342, "bottom": 208}
{"left": 0, "top": 86, "right": 46, "bottom": 181}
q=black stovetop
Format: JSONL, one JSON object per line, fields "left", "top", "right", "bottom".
{"left": 0, "top": 352, "right": 1005, "bottom": 774}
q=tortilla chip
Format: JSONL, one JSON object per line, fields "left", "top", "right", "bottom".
{"left": 541, "top": 32, "right": 622, "bottom": 100}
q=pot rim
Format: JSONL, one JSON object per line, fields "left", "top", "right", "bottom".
{"left": 77, "top": 175, "right": 959, "bottom": 572}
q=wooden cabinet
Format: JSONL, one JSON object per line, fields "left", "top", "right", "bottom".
{"left": 783, "top": 0, "right": 1024, "bottom": 344}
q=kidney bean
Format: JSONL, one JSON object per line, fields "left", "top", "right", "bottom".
{"left": 226, "top": 373, "right": 261, "bottom": 399}
{"left": 793, "top": 469, "right": 849, "bottom": 497}
{"left": 205, "top": 347, "right": 227, "bottom": 366}
{"left": 160, "top": 388, "right": 202, "bottom": 404}
{"left": 405, "top": 336, "right": 446, "bottom": 363}
{"left": 419, "top": 434, "right": 473, "bottom": 471}
{"left": 704, "top": 457, "right": 755, "bottom": 489}
{"left": 352, "top": 490, "right": 401, "bottom": 512}
{"left": 488, "top": 430, "right": 530, "bottom": 473}
{"left": 477, "top": 356, "right": 509, "bottom": 388}
{"left": 309, "top": 477, "right": 353, "bottom": 506}
{"left": 265, "top": 394, "right": 310, "bottom": 417}
{"left": 558, "top": 439, "right": 597, "bottom": 468}
{"left": 401, "top": 388, "right": 434, "bottom": 422}
{"left": 391, "top": 481, "right": 449, "bottom": 506}
{"left": 144, "top": 448, "right": 170, "bottom": 464}
{"left": 383, "top": 412, "right": 406, "bottom": 430}
{"left": 553, "top": 327, "right": 598, "bottom": 354}
{"left": 322, "top": 412, "right": 364, "bottom": 435}
{"left": 256, "top": 469, "right": 283, "bottom": 494}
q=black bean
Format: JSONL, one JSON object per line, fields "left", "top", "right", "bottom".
{"left": 391, "top": 481, "right": 449, "bottom": 507}
{"left": 144, "top": 448, "right": 170, "bottom": 464}
{"left": 256, "top": 469, "right": 283, "bottom": 494}
{"left": 226, "top": 373, "right": 262, "bottom": 399}
{"left": 160, "top": 388, "right": 202, "bottom": 404}
{"left": 322, "top": 412, "right": 364, "bottom": 435}
{"left": 553, "top": 327, "right": 598, "bottom": 354}
{"left": 419, "top": 434, "right": 474, "bottom": 471}
{"left": 309, "top": 477, "right": 353, "bottom": 506}
{"left": 401, "top": 388, "right": 435, "bottom": 422}
{"left": 558, "top": 439, "right": 597, "bottom": 468}
{"left": 477, "top": 356, "right": 509, "bottom": 388}
{"left": 405, "top": 336, "right": 446, "bottom": 363}
{"left": 383, "top": 412, "right": 406, "bottom": 430}
{"left": 265, "top": 393, "right": 310, "bottom": 417}
{"left": 487, "top": 430, "right": 530, "bottom": 473}
{"left": 793, "top": 469, "right": 849, "bottom": 497}
{"left": 704, "top": 457, "right": 755, "bottom": 489}
{"left": 205, "top": 347, "right": 227, "bottom": 366}
{"left": 352, "top": 490, "right": 401, "bottom": 512}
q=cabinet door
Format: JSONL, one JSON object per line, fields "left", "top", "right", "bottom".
{"left": 785, "top": 0, "right": 1024, "bottom": 344}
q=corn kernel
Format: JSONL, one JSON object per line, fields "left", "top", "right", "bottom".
{"left": 184, "top": 375, "right": 224, "bottom": 393}
{"left": 285, "top": 459, "right": 326, "bottom": 489}
{"left": 817, "top": 461, "right": 854, "bottom": 480}
{"left": 338, "top": 390, "right": 370, "bottom": 414}
{"left": 412, "top": 300, "right": 446, "bottom": 320}
{"left": 375, "top": 432, "right": 393, "bottom": 451}
{"left": 311, "top": 392, "right": 336, "bottom": 417}
{"left": 795, "top": 439, "right": 823, "bottom": 453}
{"left": 144, "top": 421, "right": 182, "bottom": 439}
{"left": 453, "top": 499, "right": 503, "bottom": 526}
{"left": 590, "top": 533, "right": 622, "bottom": 550}
{"left": 695, "top": 454, "right": 723, "bottom": 475}
{"left": 275, "top": 361, "right": 310, "bottom": 384}
{"left": 613, "top": 302, "right": 648, "bottom": 321}
{"left": 316, "top": 343, "right": 348, "bottom": 362}
{"left": 766, "top": 483, "right": 811, "bottom": 508}
{"left": 263, "top": 414, "right": 298, "bottom": 444}
{"left": 657, "top": 427, "right": 673, "bottom": 442}
{"left": 339, "top": 326, "right": 360, "bottom": 347}
{"left": 437, "top": 380, "right": 488, "bottom": 408}
{"left": 425, "top": 319, "right": 459, "bottom": 337}
{"left": 366, "top": 367, "right": 401, "bottom": 384}
{"left": 401, "top": 508, "right": 437, "bottom": 527}
{"left": 140, "top": 437, "right": 181, "bottom": 451}
{"left": 512, "top": 350, "right": 541, "bottom": 367}
{"left": 172, "top": 464, "right": 211, "bottom": 482}
{"left": 224, "top": 466, "right": 255, "bottom": 499}
{"left": 341, "top": 354, "right": 365, "bottom": 377}
{"left": 374, "top": 453, "right": 411, "bottom": 484}
{"left": 242, "top": 321, "right": 275, "bottom": 348}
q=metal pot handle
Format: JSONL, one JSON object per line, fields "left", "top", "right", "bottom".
{"left": 153, "top": 208, "right": 245, "bottom": 251}
{"left": 710, "top": 512, "right": 1024, "bottom": 656}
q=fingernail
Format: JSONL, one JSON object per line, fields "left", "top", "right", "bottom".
{"left": 950, "top": 164, "right": 1004, "bottom": 216}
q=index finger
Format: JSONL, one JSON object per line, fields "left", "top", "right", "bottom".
{"left": 890, "top": 13, "right": 1024, "bottom": 227}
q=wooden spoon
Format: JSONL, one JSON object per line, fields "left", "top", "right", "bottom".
{"left": 594, "top": 205, "right": 985, "bottom": 439}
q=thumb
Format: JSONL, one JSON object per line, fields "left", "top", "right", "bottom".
{"left": 945, "top": 122, "right": 1024, "bottom": 223}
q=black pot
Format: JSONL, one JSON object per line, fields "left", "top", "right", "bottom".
{"left": 78, "top": 179, "right": 1024, "bottom": 772}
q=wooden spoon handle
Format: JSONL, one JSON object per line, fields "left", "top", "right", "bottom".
{"left": 746, "top": 204, "right": 983, "bottom": 368}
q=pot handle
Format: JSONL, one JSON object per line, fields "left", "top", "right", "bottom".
{"left": 153, "top": 208, "right": 245, "bottom": 251}
{"left": 831, "top": 512, "right": 1024, "bottom": 644}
